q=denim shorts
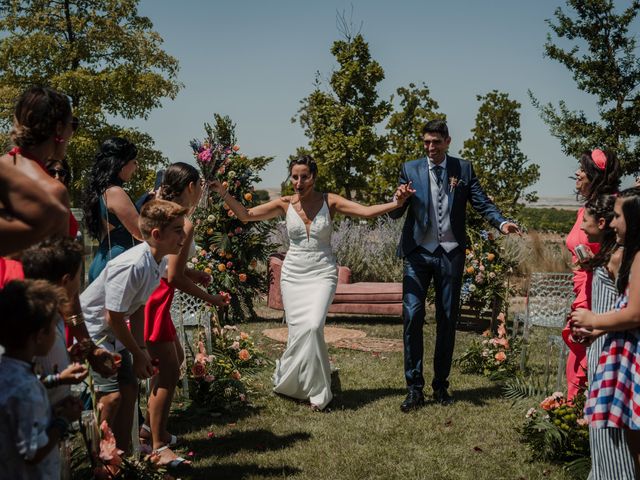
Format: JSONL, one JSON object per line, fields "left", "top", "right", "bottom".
{"left": 90, "top": 349, "right": 136, "bottom": 393}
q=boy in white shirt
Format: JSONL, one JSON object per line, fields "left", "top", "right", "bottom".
{"left": 81, "top": 199, "right": 187, "bottom": 452}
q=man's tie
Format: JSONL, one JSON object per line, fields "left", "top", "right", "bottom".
{"left": 434, "top": 165, "right": 444, "bottom": 188}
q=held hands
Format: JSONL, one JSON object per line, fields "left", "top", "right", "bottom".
{"left": 59, "top": 362, "right": 89, "bottom": 385}
{"left": 569, "top": 308, "right": 597, "bottom": 330}
{"left": 393, "top": 182, "right": 416, "bottom": 206}
{"left": 87, "top": 346, "right": 118, "bottom": 377}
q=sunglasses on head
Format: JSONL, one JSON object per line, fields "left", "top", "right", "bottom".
{"left": 48, "top": 168, "right": 68, "bottom": 179}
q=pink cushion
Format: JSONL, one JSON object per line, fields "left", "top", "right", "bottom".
{"left": 333, "top": 282, "right": 403, "bottom": 303}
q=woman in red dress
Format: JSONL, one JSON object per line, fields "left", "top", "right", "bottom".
{"left": 564, "top": 149, "right": 620, "bottom": 400}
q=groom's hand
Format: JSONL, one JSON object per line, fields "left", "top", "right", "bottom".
{"left": 500, "top": 222, "right": 521, "bottom": 235}
{"left": 394, "top": 182, "right": 415, "bottom": 206}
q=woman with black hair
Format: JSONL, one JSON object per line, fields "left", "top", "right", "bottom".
{"left": 83, "top": 137, "right": 141, "bottom": 283}
{"left": 211, "top": 155, "right": 414, "bottom": 411}
{"left": 563, "top": 149, "right": 621, "bottom": 400}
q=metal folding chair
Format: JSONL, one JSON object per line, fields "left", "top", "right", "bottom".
{"left": 515, "top": 272, "right": 574, "bottom": 391}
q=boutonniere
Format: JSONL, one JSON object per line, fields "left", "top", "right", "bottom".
{"left": 449, "top": 176, "right": 459, "bottom": 189}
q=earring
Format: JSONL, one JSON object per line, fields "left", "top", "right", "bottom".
{"left": 54, "top": 136, "right": 65, "bottom": 144}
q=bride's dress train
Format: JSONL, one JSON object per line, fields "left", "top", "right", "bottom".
{"left": 272, "top": 197, "right": 337, "bottom": 409}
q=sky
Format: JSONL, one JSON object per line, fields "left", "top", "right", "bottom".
{"left": 127, "top": 0, "right": 617, "bottom": 198}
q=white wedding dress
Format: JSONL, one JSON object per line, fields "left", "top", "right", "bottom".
{"left": 272, "top": 196, "right": 337, "bottom": 409}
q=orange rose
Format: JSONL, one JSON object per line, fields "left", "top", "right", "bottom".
{"left": 238, "top": 273, "right": 247, "bottom": 282}
{"left": 240, "top": 332, "right": 249, "bottom": 340}
{"left": 486, "top": 253, "right": 496, "bottom": 262}
{"left": 232, "top": 370, "right": 241, "bottom": 380}
{"left": 495, "top": 351, "right": 506, "bottom": 363}
{"left": 466, "top": 266, "right": 475, "bottom": 274}
{"left": 222, "top": 181, "right": 228, "bottom": 188}
{"left": 238, "top": 349, "right": 251, "bottom": 361}
{"left": 204, "top": 267, "right": 212, "bottom": 275}
{"left": 207, "top": 227, "right": 214, "bottom": 235}
{"left": 244, "top": 193, "right": 253, "bottom": 201}
{"left": 217, "top": 264, "right": 226, "bottom": 272}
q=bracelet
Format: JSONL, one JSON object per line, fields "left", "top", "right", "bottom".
{"left": 42, "top": 373, "right": 62, "bottom": 388}
{"left": 51, "top": 417, "right": 69, "bottom": 437}
{"left": 64, "top": 314, "right": 85, "bottom": 327}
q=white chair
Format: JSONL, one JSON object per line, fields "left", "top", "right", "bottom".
{"left": 170, "top": 290, "right": 209, "bottom": 399}
{"left": 515, "top": 272, "right": 575, "bottom": 391}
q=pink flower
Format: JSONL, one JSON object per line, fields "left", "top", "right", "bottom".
{"left": 234, "top": 227, "right": 243, "bottom": 234}
{"left": 240, "top": 332, "right": 249, "bottom": 340}
{"left": 207, "top": 431, "right": 215, "bottom": 438}
{"left": 497, "top": 324, "right": 507, "bottom": 338}
{"left": 577, "top": 418, "right": 588, "bottom": 426}
{"left": 495, "top": 351, "right": 506, "bottom": 362}
{"left": 99, "top": 421, "right": 123, "bottom": 465}
{"left": 232, "top": 370, "right": 241, "bottom": 380}
{"left": 525, "top": 407, "right": 537, "bottom": 418}
{"left": 191, "top": 362, "right": 206, "bottom": 378}
{"left": 204, "top": 374, "right": 215, "bottom": 383}
{"left": 496, "top": 312, "right": 505, "bottom": 324}
{"left": 494, "top": 337, "right": 510, "bottom": 349}
{"left": 231, "top": 341, "right": 240, "bottom": 350}
{"left": 198, "top": 149, "right": 212, "bottom": 162}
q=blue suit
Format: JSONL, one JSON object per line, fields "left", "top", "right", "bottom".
{"left": 389, "top": 155, "right": 507, "bottom": 392}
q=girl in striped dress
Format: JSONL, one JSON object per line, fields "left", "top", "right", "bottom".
{"left": 574, "top": 195, "right": 635, "bottom": 479}
{"left": 571, "top": 187, "right": 640, "bottom": 475}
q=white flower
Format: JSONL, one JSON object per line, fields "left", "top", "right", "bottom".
{"left": 207, "top": 214, "right": 215, "bottom": 222}
{"left": 469, "top": 284, "right": 477, "bottom": 292}
{"left": 526, "top": 407, "right": 536, "bottom": 418}
{"left": 488, "top": 272, "right": 496, "bottom": 279}
{"left": 228, "top": 171, "right": 236, "bottom": 178}
{"left": 191, "top": 257, "right": 198, "bottom": 264}
{"left": 187, "top": 262, "right": 194, "bottom": 269}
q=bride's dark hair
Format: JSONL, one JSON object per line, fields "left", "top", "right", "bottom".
{"left": 288, "top": 155, "right": 318, "bottom": 178}
{"left": 82, "top": 137, "right": 138, "bottom": 240}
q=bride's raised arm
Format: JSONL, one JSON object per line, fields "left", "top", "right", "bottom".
{"left": 210, "top": 180, "right": 288, "bottom": 222}
{"left": 329, "top": 182, "right": 415, "bottom": 219}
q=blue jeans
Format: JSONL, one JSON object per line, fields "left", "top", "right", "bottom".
{"left": 402, "top": 246, "right": 465, "bottom": 392}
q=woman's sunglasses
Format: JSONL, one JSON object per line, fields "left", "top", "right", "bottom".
{"left": 48, "top": 168, "right": 69, "bottom": 179}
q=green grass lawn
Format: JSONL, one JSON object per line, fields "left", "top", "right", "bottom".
{"left": 168, "top": 309, "right": 572, "bottom": 480}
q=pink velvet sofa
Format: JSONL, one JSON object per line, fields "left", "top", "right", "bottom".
{"left": 267, "top": 253, "right": 403, "bottom": 316}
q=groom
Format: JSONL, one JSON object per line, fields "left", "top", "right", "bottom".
{"left": 389, "top": 119, "right": 519, "bottom": 411}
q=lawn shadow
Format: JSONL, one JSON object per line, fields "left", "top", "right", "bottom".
{"left": 448, "top": 384, "right": 505, "bottom": 406}
{"left": 188, "top": 428, "right": 312, "bottom": 457}
{"left": 169, "top": 402, "right": 264, "bottom": 433}
{"left": 332, "top": 385, "right": 407, "bottom": 411}
{"left": 188, "top": 462, "right": 302, "bottom": 480}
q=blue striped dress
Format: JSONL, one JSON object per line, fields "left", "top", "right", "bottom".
{"left": 586, "top": 267, "right": 636, "bottom": 480}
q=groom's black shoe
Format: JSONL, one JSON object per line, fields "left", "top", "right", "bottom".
{"left": 433, "top": 388, "right": 454, "bottom": 406}
{"left": 400, "top": 390, "right": 425, "bottom": 412}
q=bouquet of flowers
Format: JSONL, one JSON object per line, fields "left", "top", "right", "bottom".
{"left": 454, "top": 313, "right": 522, "bottom": 378}
{"left": 187, "top": 324, "right": 269, "bottom": 410}
{"left": 521, "top": 391, "right": 589, "bottom": 464}
{"left": 191, "top": 115, "right": 273, "bottom": 323}
{"left": 460, "top": 229, "right": 516, "bottom": 314}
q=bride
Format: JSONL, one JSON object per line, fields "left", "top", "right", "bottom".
{"left": 211, "top": 155, "right": 414, "bottom": 410}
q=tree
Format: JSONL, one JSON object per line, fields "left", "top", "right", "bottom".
{"left": 461, "top": 90, "right": 540, "bottom": 225}
{"left": 293, "top": 19, "right": 390, "bottom": 200}
{"left": 0, "top": 0, "right": 182, "bottom": 200}
{"left": 530, "top": 0, "right": 640, "bottom": 175}
{"left": 369, "top": 82, "right": 444, "bottom": 202}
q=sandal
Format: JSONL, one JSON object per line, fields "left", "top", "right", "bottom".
{"left": 153, "top": 445, "right": 191, "bottom": 469}
{"left": 139, "top": 424, "right": 179, "bottom": 447}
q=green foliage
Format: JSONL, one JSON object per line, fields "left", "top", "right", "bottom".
{"left": 502, "top": 374, "right": 549, "bottom": 401}
{"left": 520, "top": 207, "right": 577, "bottom": 234}
{"left": 462, "top": 90, "right": 540, "bottom": 230}
{"left": 369, "top": 83, "right": 444, "bottom": 201}
{"left": 531, "top": 0, "right": 640, "bottom": 176}
{"left": 0, "top": 0, "right": 182, "bottom": 201}
{"left": 187, "top": 324, "right": 270, "bottom": 411}
{"left": 294, "top": 28, "right": 391, "bottom": 200}
{"left": 191, "top": 115, "right": 274, "bottom": 323}
{"left": 455, "top": 316, "right": 522, "bottom": 377}
{"left": 520, "top": 391, "right": 590, "bottom": 466}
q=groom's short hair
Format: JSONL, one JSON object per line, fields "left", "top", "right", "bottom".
{"left": 422, "top": 119, "right": 449, "bottom": 138}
